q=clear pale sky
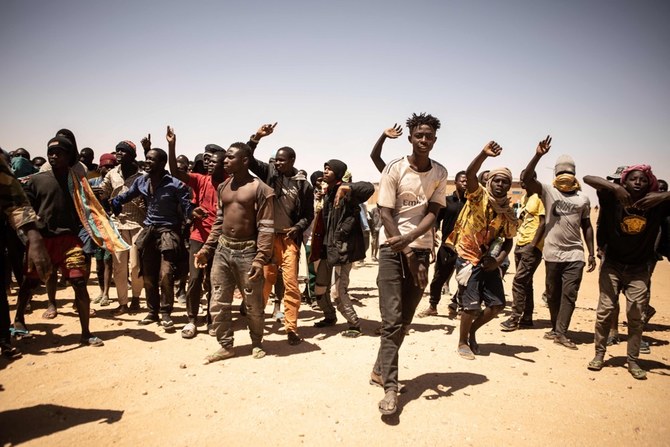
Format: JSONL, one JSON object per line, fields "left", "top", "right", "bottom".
{"left": 1, "top": 0, "right": 668, "bottom": 196}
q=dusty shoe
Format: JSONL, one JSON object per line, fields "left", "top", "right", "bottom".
{"left": 287, "top": 331, "right": 302, "bottom": 346}
{"left": 129, "top": 297, "right": 141, "bottom": 312}
{"left": 314, "top": 318, "right": 337, "bottom": 328}
{"left": 99, "top": 295, "right": 111, "bottom": 307}
{"left": 639, "top": 339, "right": 651, "bottom": 354}
{"left": 606, "top": 334, "right": 620, "bottom": 346}
{"left": 500, "top": 317, "right": 519, "bottom": 332}
{"left": 112, "top": 304, "right": 129, "bottom": 316}
{"left": 554, "top": 335, "right": 577, "bottom": 350}
{"left": 416, "top": 306, "right": 438, "bottom": 318}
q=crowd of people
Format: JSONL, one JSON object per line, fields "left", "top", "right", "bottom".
{"left": 1, "top": 114, "right": 669, "bottom": 415}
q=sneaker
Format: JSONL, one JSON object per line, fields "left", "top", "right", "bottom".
{"left": 519, "top": 319, "right": 534, "bottom": 328}
{"left": 129, "top": 297, "right": 141, "bottom": 312}
{"left": 314, "top": 318, "right": 337, "bottom": 328}
{"left": 160, "top": 314, "right": 175, "bottom": 330}
{"left": 639, "top": 339, "right": 651, "bottom": 354}
{"left": 543, "top": 330, "right": 558, "bottom": 340}
{"left": 500, "top": 318, "right": 519, "bottom": 332}
{"left": 112, "top": 304, "right": 129, "bottom": 316}
{"left": 416, "top": 306, "right": 438, "bottom": 318}
{"left": 287, "top": 331, "right": 302, "bottom": 345}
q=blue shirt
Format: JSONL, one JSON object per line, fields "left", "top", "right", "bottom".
{"left": 112, "top": 171, "right": 193, "bottom": 229}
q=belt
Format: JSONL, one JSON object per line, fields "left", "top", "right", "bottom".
{"left": 218, "top": 235, "right": 256, "bottom": 250}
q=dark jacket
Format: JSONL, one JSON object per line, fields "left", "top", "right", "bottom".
{"left": 320, "top": 181, "right": 375, "bottom": 266}
{"left": 247, "top": 140, "right": 314, "bottom": 244}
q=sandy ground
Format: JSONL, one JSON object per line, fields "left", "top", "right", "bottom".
{"left": 1, "top": 251, "right": 669, "bottom": 447}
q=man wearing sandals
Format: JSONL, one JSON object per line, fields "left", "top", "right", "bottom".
{"left": 583, "top": 165, "right": 670, "bottom": 379}
{"left": 522, "top": 137, "right": 596, "bottom": 350}
{"left": 449, "top": 144, "right": 518, "bottom": 360}
{"left": 371, "top": 113, "right": 448, "bottom": 416}
{"left": 195, "top": 143, "right": 274, "bottom": 363}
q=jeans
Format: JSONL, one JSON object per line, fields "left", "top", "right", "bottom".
{"left": 373, "top": 246, "right": 430, "bottom": 392}
{"left": 314, "top": 261, "right": 360, "bottom": 326}
{"left": 544, "top": 260, "right": 585, "bottom": 336}
{"left": 209, "top": 245, "right": 264, "bottom": 349}
{"left": 510, "top": 245, "right": 543, "bottom": 321}
{"left": 112, "top": 228, "right": 143, "bottom": 305}
{"left": 186, "top": 239, "right": 213, "bottom": 323}
{"left": 594, "top": 259, "right": 650, "bottom": 364}
{"left": 428, "top": 245, "right": 457, "bottom": 307}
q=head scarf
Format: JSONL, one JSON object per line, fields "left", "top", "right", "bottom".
{"left": 621, "top": 164, "right": 659, "bottom": 192}
{"left": 325, "top": 159, "right": 347, "bottom": 181}
{"left": 310, "top": 170, "right": 323, "bottom": 187}
{"left": 485, "top": 167, "right": 516, "bottom": 221}
{"left": 116, "top": 140, "right": 137, "bottom": 158}
{"left": 11, "top": 156, "right": 38, "bottom": 178}
{"left": 552, "top": 155, "right": 581, "bottom": 192}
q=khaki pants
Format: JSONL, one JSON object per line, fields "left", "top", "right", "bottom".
{"left": 112, "top": 228, "right": 143, "bottom": 305}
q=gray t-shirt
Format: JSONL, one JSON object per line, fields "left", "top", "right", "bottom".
{"left": 540, "top": 183, "right": 591, "bottom": 263}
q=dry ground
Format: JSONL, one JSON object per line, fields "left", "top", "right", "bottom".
{"left": 1, "top": 255, "right": 669, "bottom": 447}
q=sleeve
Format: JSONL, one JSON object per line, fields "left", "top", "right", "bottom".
{"left": 465, "top": 183, "right": 485, "bottom": 204}
{"left": 253, "top": 184, "right": 275, "bottom": 267}
{"left": 349, "top": 181, "right": 375, "bottom": 205}
{"left": 114, "top": 176, "right": 141, "bottom": 205}
{"left": 246, "top": 140, "right": 271, "bottom": 181}
{"left": 428, "top": 167, "right": 448, "bottom": 207}
{"left": 0, "top": 158, "right": 38, "bottom": 230}
{"left": 176, "top": 180, "right": 194, "bottom": 218}
{"left": 376, "top": 164, "right": 398, "bottom": 209}
{"left": 99, "top": 170, "right": 113, "bottom": 200}
{"left": 581, "top": 195, "right": 591, "bottom": 219}
{"left": 535, "top": 195, "right": 546, "bottom": 216}
{"left": 294, "top": 180, "right": 314, "bottom": 232}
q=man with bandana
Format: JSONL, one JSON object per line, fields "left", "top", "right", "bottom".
{"left": 522, "top": 136, "right": 596, "bottom": 350}
{"left": 448, "top": 144, "right": 518, "bottom": 360}
{"left": 583, "top": 165, "right": 670, "bottom": 379}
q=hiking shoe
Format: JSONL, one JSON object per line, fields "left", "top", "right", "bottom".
{"left": 500, "top": 318, "right": 519, "bottom": 332}
{"left": 287, "top": 331, "right": 302, "bottom": 345}
{"left": 314, "top": 318, "right": 337, "bottom": 328}
{"left": 129, "top": 297, "right": 141, "bottom": 312}
{"left": 639, "top": 339, "right": 651, "bottom": 354}
{"left": 416, "top": 306, "right": 438, "bottom": 318}
{"left": 138, "top": 313, "right": 159, "bottom": 325}
{"left": 543, "top": 330, "right": 558, "bottom": 340}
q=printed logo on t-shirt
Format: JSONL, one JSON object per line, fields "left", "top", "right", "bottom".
{"left": 400, "top": 191, "right": 427, "bottom": 208}
{"left": 551, "top": 200, "right": 581, "bottom": 217}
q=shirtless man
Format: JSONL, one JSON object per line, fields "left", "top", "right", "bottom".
{"left": 195, "top": 143, "right": 274, "bottom": 363}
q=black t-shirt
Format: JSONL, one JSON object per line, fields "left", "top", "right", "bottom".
{"left": 436, "top": 192, "right": 467, "bottom": 243}
{"left": 598, "top": 189, "right": 670, "bottom": 265}
{"left": 23, "top": 171, "right": 80, "bottom": 237}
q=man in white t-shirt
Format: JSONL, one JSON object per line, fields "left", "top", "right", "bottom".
{"left": 522, "top": 136, "right": 595, "bottom": 350}
{"left": 369, "top": 113, "right": 448, "bottom": 416}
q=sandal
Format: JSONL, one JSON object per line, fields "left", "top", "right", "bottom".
{"left": 1, "top": 342, "right": 22, "bottom": 359}
{"left": 587, "top": 358, "right": 604, "bottom": 371}
{"left": 628, "top": 365, "right": 647, "bottom": 380}
{"left": 252, "top": 347, "right": 266, "bottom": 359}
{"left": 369, "top": 371, "right": 406, "bottom": 393}
{"left": 378, "top": 390, "right": 398, "bottom": 415}
{"left": 203, "top": 347, "right": 235, "bottom": 364}
{"left": 80, "top": 336, "right": 104, "bottom": 347}
{"left": 554, "top": 335, "right": 577, "bottom": 350}
{"left": 341, "top": 327, "right": 362, "bottom": 338}
{"left": 42, "top": 308, "right": 58, "bottom": 319}
{"left": 457, "top": 344, "right": 476, "bottom": 360}
{"left": 181, "top": 323, "right": 197, "bottom": 339}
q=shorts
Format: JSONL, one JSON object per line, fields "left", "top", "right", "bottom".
{"left": 456, "top": 257, "right": 505, "bottom": 311}
{"left": 25, "top": 233, "right": 88, "bottom": 280}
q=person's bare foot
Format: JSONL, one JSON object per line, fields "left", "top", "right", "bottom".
{"left": 42, "top": 305, "right": 58, "bottom": 319}
{"left": 378, "top": 390, "right": 398, "bottom": 415}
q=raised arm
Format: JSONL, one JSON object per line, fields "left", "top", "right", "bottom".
{"left": 466, "top": 141, "right": 503, "bottom": 194}
{"left": 583, "top": 175, "right": 632, "bottom": 207}
{"left": 246, "top": 122, "right": 276, "bottom": 179}
{"left": 166, "top": 125, "right": 189, "bottom": 183}
{"left": 370, "top": 124, "right": 402, "bottom": 173}
{"left": 522, "top": 135, "right": 552, "bottom": 196}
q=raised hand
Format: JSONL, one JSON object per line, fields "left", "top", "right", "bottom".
{"left": 141, "top": 133, "right": 151, "bottom": 153}
{"left": 613, "top": 184, "right": 632, "bottom": 208}
{"left": 633, "top": 191, "right": 669, "bottom": 210}
{"left": 166, "top": 126, "right": 176, "bottom": 145}
{"left": 536, "top": 135, "right": 552, "bottom": 156}
{"left": 482, "top": 141, "right": 503, "bottom": 157}
{"left": 384, "top": 124, "right": 403, "bottom": 139}
{"left": 254, "top": 122, "right": 277, "bottom": 140}
{"left": 334, "top": 184, "right": 350, "bottom": 207}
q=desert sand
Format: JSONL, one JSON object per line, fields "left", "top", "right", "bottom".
{"left": 1, "top": 252, "right": 669, "bottom": 447}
